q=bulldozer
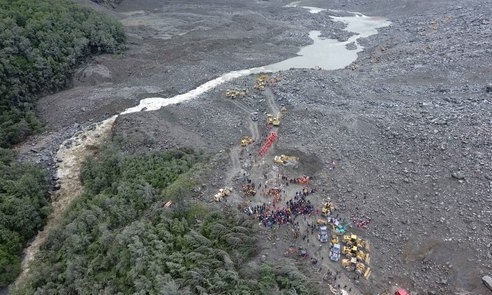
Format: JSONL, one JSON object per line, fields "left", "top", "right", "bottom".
{"left": 272, "top": 112, "right": 280, "bottom": 126}
{"left": 341, "top": 257, "right": 357, "bottom": 271}
{"left": 356, "top": 250, "right": 370, "bottom": 264}
{"left": 321, "top": 199, "right": 335, "bottom": 216}
{"left": 341, "top": 258, "right": 371, "bottom": 279}
{"left": 342, "top": 245, "right": 358, "bottom": 258}
{"left": 214, "top": 187, "right": 231, "bottom": 202}
{"left": 225, "top": 88, "right": 248, "bottom": 98}
{"left": 342, "top": 234, "right": 370, "bottom": 251}
{"left": 343, "top": 234, "right": 358, "bottom": 247}
{"left": 356, "top": 238, "right": 370, "bottom": 251}
{"left": 355, "top": 262, "right": 372, "bottom": 279}
{"left": 274, "top": 155, "right": 299, "bottom": 165}
{"left": 240, "top": 136, "right": 254, "bottom": 147}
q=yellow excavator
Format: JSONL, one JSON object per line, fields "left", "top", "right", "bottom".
{"left": 274, "top": 155, "right": 299, "bottom": 165}
{"left": 321, "top": 199, "right": 334, "bottom": 216}
{"left": 266, "top": 112, "right": 281, "bottom": 126}
{"left": 225, "top": 89, "right": 248, "bottom": 98}
{"left": 240, "top": 136, "right": 254, "bottom": 147}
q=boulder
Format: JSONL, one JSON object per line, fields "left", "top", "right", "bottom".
{"left": 74, "top": 64, "right": 112, "bottom": 86}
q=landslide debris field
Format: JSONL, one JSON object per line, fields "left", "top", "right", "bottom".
{"left": 20, "top": 0, "right": 491, "bottom": 294}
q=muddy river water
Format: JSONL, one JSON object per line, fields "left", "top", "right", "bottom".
{"left": 17, "top": 3, "right": 391, "bottom": 285}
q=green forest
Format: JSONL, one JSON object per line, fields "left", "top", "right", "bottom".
{"left": 12, "top": 145, "right": 316, "bottom": 294}
{"left": 0, "top": 0, "right": 125, "bottom": 288}
{"left": 0, "top": 0, "right": 125, "bottom": 147}
{"left": 0, "top": 149, "right": 50, "bottom": 286}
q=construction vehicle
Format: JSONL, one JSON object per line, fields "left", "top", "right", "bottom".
{"left": 240, "top": 136, "right": 254, "bottom": 147}
{"left": 343, "top": 234, "right": 358, "bottom": 247}
{"left": 318, "top": 225, "right": 329, "bottom": 243}
{"left": 356, "top": 238, "right": 370, "bottom": 251}
{"left": 251, "top": 111, "right": 258, "bottom": 121}
{"left": 341, "top": 258, "right": 371, "bottom": 279}
{"left": 342, "top": 234, "right": 370, "bottom": 251}
{"left": 266, "top": 113, "right": 274, "bottom": 125}
{"left": 254, "top": 74, "right": 269, "bottom": 91}
{"left": 225, "top": 88, "right": 248, "bottom": 98}
{"left": 356, "top": 250, "right": 370, "bottom": 264}
{"left": 341, "top": 257, "right": 357, "bottom": 271}
{"left": 272, "top": 112, "right": 280, "bottom": 126}
{"left": 334, "top": 223, "right": 349, "bottom": 235}
{"left": 355, "top": 262, "right": 371, "bottom": 279}
{"left": 342, "top": 245, "right": 358, "bottom": 258}
{"left": 274, "top": 155, "right": 299, "bottom": 165}
{"left": 321, "top": 199, "right": 335, "bottom": 216}
{"left": 329, "top": 243, "right": 341, "bottom": 262}
{"left": 214, "top": 187, "right": 231, "bottom": 202}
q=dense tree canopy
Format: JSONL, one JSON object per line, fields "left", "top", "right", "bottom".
{"left": 0, "top": 0, "right": 125, "bottom": 147}
{"left": 0, "top": 0, "right": 125, "bottom": 287}
{"left": 0, "top": 148, "right": 50, "bottom": 286}
{"left": 12, "top": 146, "right": 316, "bottom": 294}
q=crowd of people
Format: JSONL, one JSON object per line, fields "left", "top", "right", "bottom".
{"left": 244, "top": 194, "right": 315, "bottom": 227}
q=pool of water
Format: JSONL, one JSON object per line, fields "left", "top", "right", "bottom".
{"left": 121, "top": 7, "right": 391, "bottom": 114}
{"left": 266, "top": 14, "right": 391, "bottom": 71}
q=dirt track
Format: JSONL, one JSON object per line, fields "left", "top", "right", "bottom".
{"left": 16, "top": 0, "right": 492, "bottom": 294}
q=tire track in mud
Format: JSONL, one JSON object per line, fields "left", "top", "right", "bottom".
{"left": 225, "top": 145, "right": 242, "bottom": 186}
{"left": 264, "top": 87, "right": 280, "bottom": 115}
{"left": 228, "top": 98, "right": 259, "bottom": 140}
